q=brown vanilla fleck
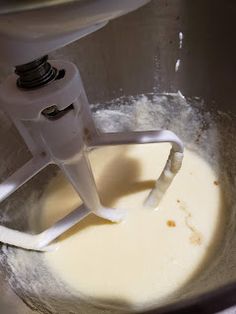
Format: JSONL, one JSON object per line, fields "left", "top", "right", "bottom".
{"left": 214, "top": 181, "right": 219, "bottom": 186}
{"left": 167, "top": 220, "right": 176, "bottom": 227}
{"left": 190, "top": 232, "right": 203, "bottom": 245}
{"left": 178, "top": 201, "right": 203, "bottom": 246}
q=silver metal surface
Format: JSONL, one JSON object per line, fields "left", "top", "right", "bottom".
{"left": 0, "top": 0, "right": 235, "bottom": 313}
{"left": 0, "top": 0, "right": 81, "bottom": 14}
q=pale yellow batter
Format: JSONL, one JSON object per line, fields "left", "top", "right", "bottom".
{"left": 41, "top": 144, "right": 224, "bottom": 310}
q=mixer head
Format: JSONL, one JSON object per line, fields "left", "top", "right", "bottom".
{"left": 0, "top": 0, "right": 150, "bottom": 66}
{"left": 0, "top": 1, "right": 184, "bottom": 251}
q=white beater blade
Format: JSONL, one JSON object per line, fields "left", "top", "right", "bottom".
{"left": 0, "top": 205, "right": 90, "bottom": 251}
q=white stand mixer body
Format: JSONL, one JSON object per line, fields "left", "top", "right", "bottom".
{"left": 0, "top": 0, "right": 150, "bottom": 66}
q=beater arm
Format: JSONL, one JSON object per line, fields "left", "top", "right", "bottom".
{"left": 91, "top": 130, "right": 184, "bottom": 208}
{"left": 0, "top": 155, "right": 50, "bottom": 203}
{"left": 91, "top": 130, "right": 183, "bottom": 152}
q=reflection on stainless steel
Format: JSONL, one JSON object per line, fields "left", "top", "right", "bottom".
{"left": 0, "top": 0, "right": 82, "bottom": 14}
{"left": 0, "top": 0, "right": 235, "bottom": 313}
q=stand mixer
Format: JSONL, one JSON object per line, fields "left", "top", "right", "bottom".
{"left": 0, "top": 0, "right": 184, "bottom": 251}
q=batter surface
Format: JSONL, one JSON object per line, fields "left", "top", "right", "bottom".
{"left": 41, "top": 144, "right": 224, "bottom": 309}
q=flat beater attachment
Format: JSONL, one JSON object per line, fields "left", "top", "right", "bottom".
{"left": 0, "top": 58, "right": 184, "bottom": 250}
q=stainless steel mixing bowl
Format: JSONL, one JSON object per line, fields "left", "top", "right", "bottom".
{"left": 0, "top": 0, "right": 236, "bottom": 313}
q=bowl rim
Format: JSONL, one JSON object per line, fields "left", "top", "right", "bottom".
{"left": 143, "top": 281, "right": 236, "bottom": 314}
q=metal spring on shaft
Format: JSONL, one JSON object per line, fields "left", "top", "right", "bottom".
{"left": 15, "top": 55, "right": 57, "bottom": 89}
